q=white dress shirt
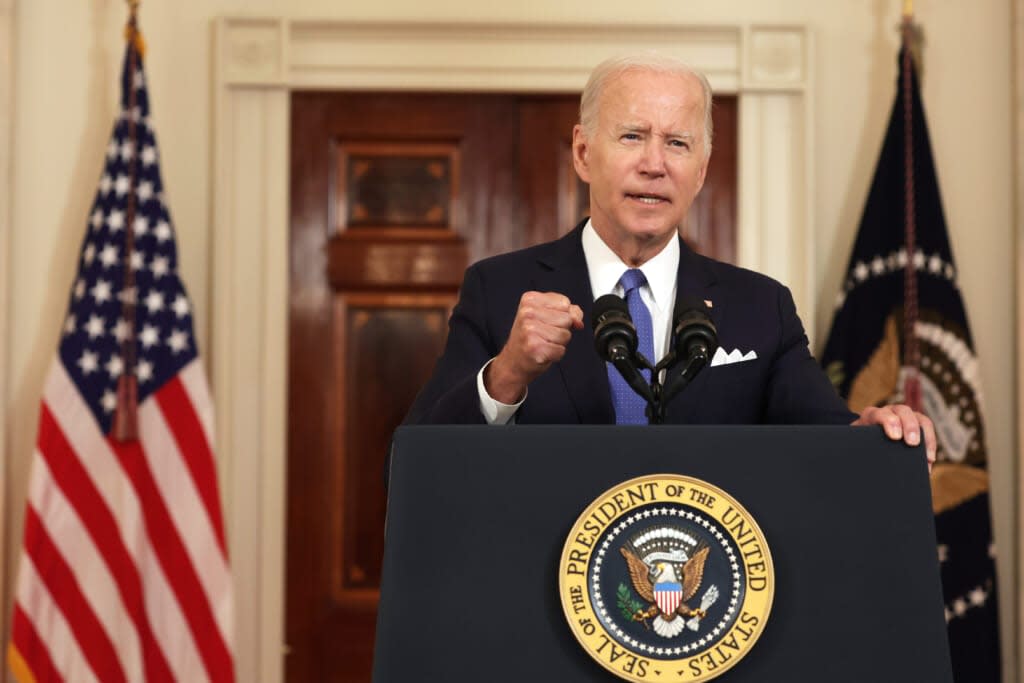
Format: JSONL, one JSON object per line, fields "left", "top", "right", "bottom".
{"left": 477, "top": 220, "right": 680, "bottom": 424}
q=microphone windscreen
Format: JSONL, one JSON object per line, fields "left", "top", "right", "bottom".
{"left": 591, "top": 294, "right": 630, "bottom": 329}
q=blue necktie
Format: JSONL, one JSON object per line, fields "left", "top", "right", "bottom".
{"left": 608, "top": 268, "right": 654, "bottom": 424}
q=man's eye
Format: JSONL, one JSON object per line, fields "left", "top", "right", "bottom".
{"left": 669, "top": 139, "right": 689, "bottom": 149}
{"left": 621, "top": 133, "right": 640, "bottom": 141}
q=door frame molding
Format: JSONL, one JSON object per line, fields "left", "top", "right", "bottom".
{"left": 212, "top": 17, "right": 815, "bottom": 682}
{"left": 1015, "top": 0, "right": 1024, "bottom": 669}
{"left": 0, "top": 0, "right": 13, "bottom": 656}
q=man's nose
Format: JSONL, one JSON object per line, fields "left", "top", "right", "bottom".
{"left": 637, "top": 140, "right": 666, "bottom": 176}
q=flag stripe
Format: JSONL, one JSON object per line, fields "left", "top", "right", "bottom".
{"left": 108, "top": 436, "right": 234, "bottom": 683}
{"left": 15, "top": 555, "right": 98, "bottom": 683}
{"left": 22, "top": 508, "right": 125, "bottom": 682}
{"left": 156, "top": 374, "right": 227, "bottom": 552}
{"left": 43, "top": 365, "right": 208, "bottom": 682}
{"left": 27, "top": 452, "right": 144, "bottom": 681}
{"left": 10, "top": 607, "right": 60, "bottom": 683}
{"left": 138, "top": 554, "right": 211, "bottom": 683}
{"left": 36, "top": 398, "right": 177, "bottom": 683}
{"left": 41, "top": 365, "right": 145, "bottom": 531}
{"left": 178, "top": 360, "right": 216, "bottom": 462}
{"left": 139, "top": 392, "right": 233, "bottom": 645}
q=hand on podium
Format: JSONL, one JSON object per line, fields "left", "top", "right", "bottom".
{"left": 851, "top": 404, "right": 937, "bottom": 470}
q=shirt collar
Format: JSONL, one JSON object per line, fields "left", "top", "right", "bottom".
{"left": 581, "top": 219, "right": 679, "bottom": 314}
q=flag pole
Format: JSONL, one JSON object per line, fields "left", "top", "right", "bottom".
{"left": 112, "top": 0, "right": 143, "bottom": 441}
{"left": 900, "top": 7, "right": 922, "bottom": 411}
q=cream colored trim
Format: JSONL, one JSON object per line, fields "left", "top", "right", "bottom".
{"left": 1015, "top": 0, "right": 1024, "bottom": 675}
{"left": 0, "top": 0, "right": 14, "bottom": 661}
{"left": 214, "top": 17, "right": 814, "bottom": 682}
{"left": 211, "top": 72, "right": 290, "bottom": 683}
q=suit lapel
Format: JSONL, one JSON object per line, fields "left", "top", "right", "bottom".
{"left": 666, "top": 241, "right": 720, "bottom": 423}
{"left": 533, "top": 224, "right": 615, "bottom": 424}
{"left": 674, "top": 239, "right": 719, "bottom": 318}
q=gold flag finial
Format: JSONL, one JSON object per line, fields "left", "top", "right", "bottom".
{"left": 124, "top": 0, "right": 146, "bottom": 57}
{"left": 899, "top": 1, "right": 924, "bottom": 70}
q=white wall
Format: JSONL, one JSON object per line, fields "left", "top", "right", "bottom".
{"left": 3, "top": 0, "right": 1016, "bottom": 681}
{"left": 0, "top": 0, "right": 13, "bottom": 642}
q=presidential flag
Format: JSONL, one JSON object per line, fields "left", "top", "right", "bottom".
{"left": 7, "top": 18, "right": 235, "bottom": 683}
{"left": 820, "top": 24, "right": 1000, "bottom": 682}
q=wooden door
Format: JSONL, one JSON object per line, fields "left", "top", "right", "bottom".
{"left": 286, "top": 92, "right": 737, "bottom": 682}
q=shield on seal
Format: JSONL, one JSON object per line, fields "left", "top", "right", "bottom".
{"left": 654, "top": 582, "right": 683, "bottom": 615}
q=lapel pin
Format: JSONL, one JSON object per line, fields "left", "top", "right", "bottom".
{"left": 704, "top": 299, "right": 714, "bottom": 309}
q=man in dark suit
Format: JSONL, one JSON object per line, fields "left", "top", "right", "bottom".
{"left": 404, "top": 53, "right": 935, "bottom": 462}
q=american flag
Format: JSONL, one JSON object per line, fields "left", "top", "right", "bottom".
{"left": 7, "top": 29, "right": 235, "bottom": 683}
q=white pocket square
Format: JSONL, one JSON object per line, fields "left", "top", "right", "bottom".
{"left": 709, "top": 347, "right": 758, "bottom": 367}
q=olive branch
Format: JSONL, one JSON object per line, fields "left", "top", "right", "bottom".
{"left": 617, "top": 583, "right": 645, "bottom": 622}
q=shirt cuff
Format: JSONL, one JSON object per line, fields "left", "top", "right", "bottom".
{"left": 477, "top": 358, "right": 526, "bottom": 424}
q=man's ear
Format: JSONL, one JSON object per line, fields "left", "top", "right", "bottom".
{"left": 571, "top": 124, "right": 591, "bottom": 183}
{"left": 694, "top": 152, "right": 710, "bottom": 195}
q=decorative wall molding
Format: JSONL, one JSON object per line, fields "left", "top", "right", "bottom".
{"left": 745, "top": 25, "right": 808, "bottom": 88}
{"left": 1014, "top": 0, "right": 1024, "bottom": 671}
{"left": 221, "top": 18, "right": 286, "bottom": 86}
{"left": 0, "top": 0, "right": 14, "bottom": 653}
{"left": 213, "top": 17, "right": 815, "bottom": 682}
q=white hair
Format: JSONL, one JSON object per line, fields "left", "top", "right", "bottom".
{"left": 579, "top": 53, "right": 714, "bottom": 157}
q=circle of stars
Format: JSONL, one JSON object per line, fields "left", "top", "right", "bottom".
{"left": 589, "top": 505, "right": 743, "bottom": 658}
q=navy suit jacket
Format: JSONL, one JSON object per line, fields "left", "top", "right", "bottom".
{"left": 403, "top": 223, "right": 855, "bottom": 426}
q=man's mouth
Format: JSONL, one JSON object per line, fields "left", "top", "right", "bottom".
{"left": 626, "top": 193, "right": 669, "bottom": 204}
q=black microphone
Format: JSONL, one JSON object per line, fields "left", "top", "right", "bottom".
{"left": 662, "top": 299, "right": 718, "bottom": 403}
{"left": 592, "top": 294, "right": 636, "bottom": 362}
{"left": 674, "top": 299, "right": 718, "bottom": 364}
{"left": 592, "top": 294, "right": 655, "bottom": 405}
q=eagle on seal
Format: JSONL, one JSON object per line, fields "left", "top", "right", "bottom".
{"left": 620, "top": 545, "right": 719, "bottom": 638}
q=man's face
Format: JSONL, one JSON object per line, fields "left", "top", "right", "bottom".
{"left": 573, "top": 69, "right": 710, "bottom": 264}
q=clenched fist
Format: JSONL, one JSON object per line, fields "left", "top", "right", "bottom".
{"left": 484, "top": 291, "right": 584, "bottom": 404}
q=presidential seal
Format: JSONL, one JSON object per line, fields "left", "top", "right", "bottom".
{"left": 559, "top": 475, "right": 773, "bottom": 682}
